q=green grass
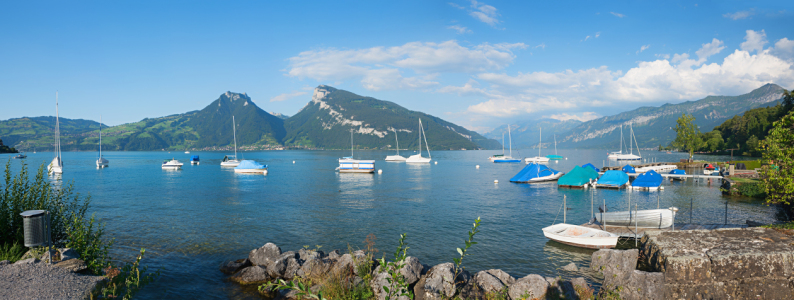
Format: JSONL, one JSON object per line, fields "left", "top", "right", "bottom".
{"left": 731, "top": 160, "right": 763, "bottom": 169}
{"left": 729, "top": 177, "right": 760, "bottom": 184}
{"left": 762, "top": 221, "right": 794, "bottom": 230}
{"left": 0, "top": 242, "right": 26, "bottom": 262}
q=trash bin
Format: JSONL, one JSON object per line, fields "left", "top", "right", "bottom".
{"left": 20, "top": 210, "right": 50, "bottom": 248}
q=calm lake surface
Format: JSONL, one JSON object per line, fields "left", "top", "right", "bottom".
{"left": 2, "top": 149, "right": 784, "bottom": 299}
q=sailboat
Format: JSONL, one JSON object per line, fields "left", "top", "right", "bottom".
{"left": 96, "top": 115, "right": 109, "bottom": 168}
{"left": 220, "top": 116, "right": 240, "bottom": 167}
{"left": 524, "top": 127, "right": 550, "bottom": 163}
{"left": 616, "top": 124, "right": 641, "bottom": 161}
{"left": 385, "top": 129, "right": 406, "bottom": 161}
{"left": 607, "top": 125, "right": 624, "bottom": 159}
{"left": 493, "top": 125, "right": 520, "bottom": 163}
{"left": 487, "top": 133, "right": 506, "bottom": 162}
{"left": 542, "top": 195, "right": 619, "bottom": 249}
{"left": 405, "top": 119, "right": 431, "bottom": 163}
{"left": 48, "top": 92, "right": 63, "bottom": 174}
{"left": 546, "top": 135, "right": 563, "bottom": 160}
{"left": 338, "top": 130, "right": 375, "bottom": 173}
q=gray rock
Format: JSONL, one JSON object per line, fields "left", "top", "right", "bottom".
{"left": 0, "top": 260, "right": 104, "bottom": 300}
{"left": 58, "top": 248, "right": 79, "bottom": 261}
{"left": 284, "top": 256, "right": 301, "bottom": 280}
{"left": 230, "top": 266, "right": 270, "bottom": 284}
{"left": 0, "top": 260, "right": 9, "bottom": 266}
{"left": 54, "top": 259, "right": 88, "bottom": 273}
{"left": 619, "top": 270, "right": 664, "bottom": 300}
{"left": 370, "top": 257, "right": 424, "bottom": 300}
{"left": 327, "top": 249, "right": 341, "bottom": 260}
{"left": 331, "top": 253, "right": 355, "bottom": 276}
{"left": 562, "top": 262, "right": 578, "bottom": 271}
{"left": 274, "top": 288, "right": 300, "bottom": 300}
{"left": 268, "top": 255, "right": 299, "bottom": 279}
{"left": 249, "top": 243, "right": 282, "bottom": 266}
{"left": 423, "top": 262, "right": 470, "bottom": 299}
{"left": 508, "top": 274, "right": 549, "bottom": 300}
{"left": 590, "top": 249, "right": 638, "bottom": 288}
{"left": 220, "top": 258, "right": 252, "bottom": 275}
{"left": 473, "top": 269, "right": 515, "bottom": 294}
{"left": 570, "top": 277, "right": 591, "bottom": 297}
{"left": 298, "top": 248, "right": 324, "bottom": 261}
{"left": 14, "top": 258, "right": 39, "bottom": 265}
{"left": 297, "top": 257, "right": 330, "bottom": 279}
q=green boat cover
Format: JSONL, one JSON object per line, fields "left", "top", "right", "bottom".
{"left": 558, "top": 166, "right": 599, "bottom": 186}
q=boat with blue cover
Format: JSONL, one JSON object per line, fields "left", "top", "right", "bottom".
{"left": 595, "top": 170, "right": 629, "bottom": 189}
{"left": 621, "top": 165, "right": 635, "bottom": 173}
{"left": 510, "top": 163, "right": 563, "bottom": 183}
{"left": 632, "top": 170, "right": 663, "bottom": 191}
{"left": 190, "top": 155, "right": 200, "bottom": 165}
{"left": 557, "top": 166, "right": 599, "bottom": 188}
{"left": 669, "top": 169, "right": 686, "bottom": 181}
{"left": 234, "top": 160, "right": 267, "bottom": 174}
{"left": 582, "top": 163, "right": 599, "bottom": 173}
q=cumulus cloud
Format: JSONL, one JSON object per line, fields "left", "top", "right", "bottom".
{"left": 270, "top": 91, "right": 308, "bottom": 102}
{"left": 741, "top": 29, "right": 768, "bottom": 53}
{"left": 610, "top": 12, "right": 625, "bottom": 18}
{"left": 695, "top": 38, "right": 725, "bottom": 62}
{"left": 723, "top": 10, "right": 754, "bottom": 20}
{"left": 545, "top": 112, "right": 601, "bottom": 122}
{"left": 447, "top": 25, "right": 471, "bottom": 34}
{"left": 636, "top": 44, "right": 650, "bottom": 54}
{"left": 771, "top": 38, "right": 794, "bottom": 61}
{"left": 287, "top": 40, "right": 525, "bottom": 91}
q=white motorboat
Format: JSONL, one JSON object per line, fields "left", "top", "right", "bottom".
{"left": 385, "top": 128, "right": 406, "bottom": 161}
{"left": 96, "top": 115, "right": 109, "bottom": 168}
{"left": 542, "top": 196, "right": 619, "bottom": 249}
{"left": 339, "top": 130, "right": 375, "bottom": 173}
{"left": 525, "top": 127, "right": 549, "bottom": 163}
{"left": 616, "top": 124, "right": 641, "bottom": 161}
{"left": 162, "top": 159, "right": 183, "bottom": 169}
{"left": 220, "top": 116, "right": 240, "bottom": 167}
{"left": 185, "top": 151, "right": 190, "bottom": 154}
{"left": 234, "top": 160, "right": 268, "bottom": 174}
{"left": 405, "top": 119, "right": 431, "bottom": 163}
{"left": 49, "top": 92, "right": 63, "bottom": 174}
{"left": 595, "top": 208, "right": 677, "bottom": 229}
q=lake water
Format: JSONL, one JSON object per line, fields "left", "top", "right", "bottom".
{"left": 1, "top": 149, "right": 784, "bottom": 299}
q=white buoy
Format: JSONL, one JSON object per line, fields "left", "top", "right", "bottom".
{"left": 434, "top": 161, "right": 437, "bottom": 165}
{"left": 293, "top": 161, "right": 295, "bottom": 164}
{"left": 378, "top": 169, "right": 383, "bottom": 174}
{"left": 476, "top": 165, "right": 480, "bottom": 169}
{"left": 494, "top": 179, "right": 499, "bottom": 183}
{"left": 565, "top": 157, "right": 568, "bottom": 160}
{"left": 263, "top": 170, "right": 268, "bottom": 175}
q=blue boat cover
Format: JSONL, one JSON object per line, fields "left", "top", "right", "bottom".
{"left": 633, "top": 170, "right": 663, "bottom": 188}
{"left": 510, "top": 163, "right": 560, "bottom": 182}
{"left": 669, "top": 169, "right": 686, "bottom": 175}
{"left": 597, "top": 170, "right": 629, "bottom": 187}
{"left": 546, "top": 155, "right": 563, "bottom": 160}
{"left": 235, "top": 160, "right": 267, "bottom": 170}
{"left": 191, "top": 155, "right": 199, "bottom": 161}
{"left": 558, "top": 166, "right": 599, "bottom": 186}
{"left": 582, "top": 163, "right": 600, "bottom": 172}
{"left": 622, "top": 165, "right": 635, "bottom": 173}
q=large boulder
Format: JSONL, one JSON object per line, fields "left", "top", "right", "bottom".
{"left": 590, "top": 249, "right": 638, "bottom": 288}
{"left": 298, "top": 248, "right": 324, "bottom": 261}
{"left": 220, "top": 258, "right": 252, "bottom": 275}
{"left": 508, "top": 274, "right": 549, "bottom": 300}
{"left": 422, "top": 263, "right": 470, "bottom": 299}
{"left": 54, "top": 259, "right": 88, "bottom": 273}
{"left": 58, "top": 248, "right": 80, "bottom": 261}
{"left": 621, "top": 270, "right": 665, "bottom": 300}
{"left": 473, "top": 269, "right": 515, "bottom": 294}
{"left": 284, "top": 256, "right": 302, "bottom": 280}
{"left": 249, "top": 243, "right": 282, "bottom": 267}
{"left": 370, "top": 257, "right": 424, "bottom": 300}
{"left": 327, "top": 249, "right": 341, "bottom": 260}
{"left": 230, "top": 266, "right": 270, "bottom": 284}
{"left": 268, "top": 252, "right": 299, "bottom": 279}
{"left": 297, "top": 257, "right": 330, "bottom": 279}
{"left": 331, "top": 253, "right": 355, "bottom": 276}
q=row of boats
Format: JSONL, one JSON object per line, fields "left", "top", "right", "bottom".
{"left": 508, "top": 161, "right": 691, "bottom": 191}
{"left": 338, "top": 119, "right": 432, "bottom": 173}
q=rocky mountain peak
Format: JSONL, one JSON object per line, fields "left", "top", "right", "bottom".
{"left": 312, "top": 85, "right": 337, "bottom": 103}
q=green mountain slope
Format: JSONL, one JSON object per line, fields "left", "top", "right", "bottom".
{"left": 188, "top": 92, "right": 285, "bottom": 148}
{"left": 284, "top": 85, "right": 500, "bottom": 150}
{"left": 557, "top": 83, "right": 785, "bottom": 149}
{"left": 484, "top": 119, "right": 583, "bottom": 149}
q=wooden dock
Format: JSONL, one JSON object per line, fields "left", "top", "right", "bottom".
{"left": 579, "top": 223, "right": 748, "bottom": 238}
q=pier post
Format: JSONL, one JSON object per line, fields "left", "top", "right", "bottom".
{"left": 635, "top": 204, "right": 638, "bottom": 247}
{"left": 725, "top": 201, "right": 728, "bottom": 225}
{"left": 690, "top": 198, "right": 693, "bottom": 224}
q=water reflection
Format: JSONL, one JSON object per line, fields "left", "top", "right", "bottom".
{"left": 337, "top": 173, "right": 375, "bottom": 209}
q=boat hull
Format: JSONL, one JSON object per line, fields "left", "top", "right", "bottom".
{"left": 595, "top": 208, "right": 676, "bottom": 228}
{"left": 525, "top": 157, "right": 550, "bottom": 163}
{"left": 542, "top": 224, "right": 619, "bottom": 249}
{"left": 191, "top": 161, "right": 199, "bottom": 165}
{"left": 512, "top": 172, "right": 563, "bottom": 183}
{"left": 339, "top": 159, "right": 375, "bottom": 173}
{"left": 494, "top": 158, "right": 521, "bottom": 163}
{"left": 234, "top": 168, "right": 267, "bottom": 174}
{"left": 405, "top": 155, "right": 431, "bottom": 163}
{"left": 221, "top": 161, "right": 240, "bottom": 167}
{"left": 385, "top": 155, "right": 406, "bottom": 161}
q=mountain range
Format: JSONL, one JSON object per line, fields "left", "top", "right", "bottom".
{"left": 0, "top": 86, "right": 500, "bottom": 151}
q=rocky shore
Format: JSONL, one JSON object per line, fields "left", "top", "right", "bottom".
{"left": 220, "top": 243, "right": 593, "bottom": 299}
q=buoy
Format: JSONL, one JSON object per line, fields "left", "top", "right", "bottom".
{"left": 476, "top": 165, "right": 480, "bottom": 169}
{"left": 494, "top": 180, "right": 499, "bottom": 183}
{"left": 263, "top": 170, "right": 268, "bottom": 175}
{"left": 434, "top": 161, "right": 438, "bottom": 165}
{"left": 293, "top": 161, "right": 295, "bottom": 164}
{"left": 565, "top": 157, "right": 568, "bottom": 160}
{"left": 378, "top": 169, "right": 383, "bottom": 174}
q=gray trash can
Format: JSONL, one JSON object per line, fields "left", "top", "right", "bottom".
{"left": 20, "top": 210, "right": 50, "bottom": 248}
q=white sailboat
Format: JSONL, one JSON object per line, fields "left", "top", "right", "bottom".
{"left": 607, "top": 125, "right": 623, "bottom": 159}
{"left": 48, "top": 92, "right": 63, "bottom": 174}
{"left": 96, "top": 115, "right": 109, "bottom": 168}
{"left": 493, "top": 125, "right": 521, "bottom": 163}
{"left": 385, "top": 128, "right": 406, "bottom": 161}
{"left": 220, "top": 116, "right": 240, "bottom": 167}
{"left": 616, "top": 124, "right": 641, "bottom": 161}
{"left": 338, "top": 130, "right": 375, "bottom": 173}
{"left": 542, "top": 196, "right": 619, "bottom": 249}
{"left": 525, "top": 127, "right": 550, "bottom": 163}
{"left": 405, "top": 119, "right": 431, "bottom": 163}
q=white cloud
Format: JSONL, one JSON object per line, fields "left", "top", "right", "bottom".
{"left": 535, "top": 43, "right": 546, "bottom": 49}
{"left": 582, "top": 35, "right": 591, "bottom": 42}
{"left": 469, "top": 0, "right": 501, "bottom": 27}
{"left": 270, "top": 91, "right": 308, "bottom": 102}
{"left": 723, "top": 10, "right": 754, "bottom": 20}
{"left": 636, "top": 44, "right": 650, "bottom": 54}
{"left": 447, "top": 25, "right": 471, "bottom": 34}
{"left": 545, "top": 112, "right": 601, "bottom": 122}
{"left": 741, "top": 29, "right": 768, "bottom": 53}
{"left": 287, "top": 40, "right": 525, "bottom": 91}
{"left": 448, "top": 2, "right": 465, "bottom": 9}
{"left": 771, "top": 38, "right": 794, "bottom": 61}
{"left": 695, "top": 38, "right": 725, "bottom": 63}
{"left": 610, "top": 12, "right": 625, "bottom": 18}
{"left": 595, "top": 32, "right": 601, "bottom": 38}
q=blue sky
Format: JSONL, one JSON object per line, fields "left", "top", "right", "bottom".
{"left": 2, "top": 1, "right": 793, "bottom": 133}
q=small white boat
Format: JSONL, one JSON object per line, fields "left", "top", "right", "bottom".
{"left": 525, "top": 127, "right": 549, "bottom": 164}
{"left": 595, "top": 208, "right": 677, "bottom": 229}
{"left": 542, "top": 196, "right": 619, "bottom": 249}
{"left": 493, "top": 125, "right": 521, "bottom": 163}
{"left": 608, "top": 125, "right": 625, "bottom": 160}
{"left": 162, "top": 159, "right": 183, "bottom": 169}
{"left": 220, "top": 116, "right": 240, "bottom": 167}
{"left": 339, "top": 130, "right": 376, "bottom": 173}
{"left": 14, "top": 154, "right": 26, "bottom": 159}
{"left": 96, "top": 115, "right": 109, "bottom": 168}
{"left": 185, "top": 151, "right": 190, "bottom": 154}
{"left": 405, "top": 119, "right": 431, "bottom": 164}
{"left": 385, "top": 128, "right": 406, "bottom": 161}
{"left": 616, "top": 124, "right": 641, "bottom": 161}
{"left": 234, "top": 160, "right": 268, "bottom": 174}
{"left": 49, "top": 92, "right": 63, "bottom": 174}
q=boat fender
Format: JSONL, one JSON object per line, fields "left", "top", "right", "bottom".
{"left": 476, "top": 165, "right": 480, "bottom": 169}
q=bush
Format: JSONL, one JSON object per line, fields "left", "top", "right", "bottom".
{"left": 0, "top": 242, "right": 26, "bottom": 262}
{"left": 737, "top": 183, "right": 766, "bottom": 198}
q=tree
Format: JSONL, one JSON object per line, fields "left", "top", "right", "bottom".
{"left": 783, "top": 89, "right": 794, "bottom": 112}
{"left": 672, "top": 113, "right": 704, "bottom": 161}
{"left": 760, "top": 110, "right": 794, "bottom": 205}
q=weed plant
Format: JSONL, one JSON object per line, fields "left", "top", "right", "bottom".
{"left": 0, "top": 242, "right": 26, "bottom": 262}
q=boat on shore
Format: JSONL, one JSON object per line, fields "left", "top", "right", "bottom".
{"left": 510, "top": 163, "right": 562, "bottom": 183}
{"left": 405, "top": 119, "right": 431, "bottom": 163}
{"left": 595, "top": 208, "right": 677, "bottom": 228}
{"left": 542, "top": 196, "right": 619, "bottom": 249}
{"left": 234, "top": 160, "right": 268, "bottom": 174}
{"left": 162, "top": 159, "right": 183, "bottom": 169}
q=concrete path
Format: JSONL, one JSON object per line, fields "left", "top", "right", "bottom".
{"left": 0, "top": 260, "right": 104, "bottom": 300}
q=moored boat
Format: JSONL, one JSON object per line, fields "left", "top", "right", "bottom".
{"left": 220, "top": 116, "right": 240, "bottom": 167}
{"left": 162, "top": 159, "right": 183, "bottom": 169}
{"left": 49, "top": 92, "right": 63, "bottom": 174}
{"left": 493, "top": 125, "right": 521, "bottom": 163}
{"left": 14, "top": 154, "right": 26, "bottom": 159}
{"left": 595, "top": 208, "right": 677, "bottom": 228}
{"left": 669, "top": 169, "right": 686, "bottom": 180}
{"left": 510, "top": 163, "right": 562, "bottom": 183}
{"left": 385, "top": 128, "right": 406, "bottom": 162}
{"left": 595, "top": 170, "right": 629, "bottom": 189}
{"left": 234, "top": 160, "right": 268, "bottom": 174}
{"left": 96, "top": 115, "right": 109, "bottom": 168}
{"left": 558, "top": 166, "right": 599, "bottom": 188}
{"left": 339, "top": 130, "right": 376, "bottom": 173}
{"left": 524, "top": 127, "right": 549, "bottom": 163}
{"left": 190, "top": 155, "right": 200, "bottom": 165}
{"left": 542, "top": 195, "right": 619, "bottom": 249}
{"left": 631, "top": 170, "right": 663, "bottom": 191}
{"left": 405, "top": 119, "right": 431, "bottom": 164}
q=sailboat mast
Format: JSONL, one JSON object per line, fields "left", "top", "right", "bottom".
{"left": 632, "top": 124, "right": 642, "bottom": 158}
{"left": 508, "top": 125, "right": 512, "bottom": 157}
{"left": 351, "top": 129, "right": 354, "bottom": 157}
{"left": 99, "top": 115, "right": 102, "bottom": 157}
{"left": 394, "top": 129, "right": 399, "bottom": 156}
{"left": 55, "top": 91, "right": 60, "bottom": 159}
{"left": 232, "top": 116, "right": 237, "bottom": 160}
{"left": 628, "top": 124, "right": 633, "bottom": 155}
{"left": 620, "top": 125, "right": 623, "bottom": 154}
{"left": 502, "top": 133, "right": 505, "bottom": 155}
{"left": 418, "top": 120, "right": 421, "bottom": 155}
{"left": 554, "top": 134, "right": 557, "bottom": 155}
{"left": 538, "top": 127, "right": 541, "bottom": 157}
